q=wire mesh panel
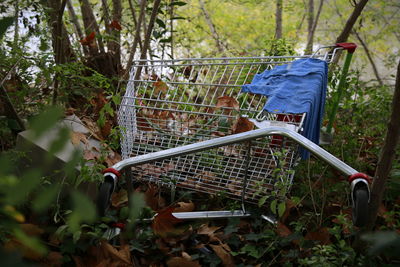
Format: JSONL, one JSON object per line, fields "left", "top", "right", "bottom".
{"left": 118, "top": 55, "right": 324, "bottom": 202}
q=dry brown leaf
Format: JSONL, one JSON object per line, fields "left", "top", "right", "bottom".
{"left": 152, "top": 207, "right": 183, "bottom": 238}
{"left": 166, "top": 256, "right": 201, "bottom": 267}
{"left": 281, "top": 199, "right": 296, "bottom": 223}
{"left": 83, "top": 150, "right": 98, "bottom": 161}
{"left": 232, "top": 117, "right": 254, "bottom": 134}
{"left": 101, "top": 120, "right": 113, "bottom": 138}
{"left": 81, "top": 117, "right": 103, "bottom": 140}
{"left": 197, "top": 224, "right": 222, "bottom": 237}
{"left": 3, "top": 239, "right": 43, "bottom": 261}
{"left": 20, "top": 223, "right": 44, "bottom": 236}
{"left": 105, "top": 151, "right": 122, "bottom": 167}
{"left": 70, "top": 132, "right": 88, "bottom": 146}
{"left": 304, "top": 227, "right": 331, "bottom": 245}
{"left": 44, "top": 251, "right": 63, "bottom": 267}
{"left": 209, "top": 242, "right": 235, "bottom": 267}
{"left": 154, "top": 81, "right": 169, "bottom": 94}
{"left": 144, "top": 184, "right": 165, "bottom": 211}
{"left": 155, "top": 238, "right": 170, "bottom": 254}
{"left": 216, "top": 96, "right": 239, "bottom": 111}
{"left": 111, "top": 189, "right": 128, "bottom": 208}
{"left": 72, "top": 256, "right": 86, "bottom": 267}
{"left": 100, "top": 240, "right": 131, "bottom": 264}
{"left": 174, "top": 201, "right": 195, "bottom": 212}
{"left": 276, "top": 222, "right": 292, "bottom": 237}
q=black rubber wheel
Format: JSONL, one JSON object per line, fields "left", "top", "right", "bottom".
{"left": 352, "top": 187, "right": 369, "bottom": 227}
{"left": 97, "top": 181, "right": 114, "bottom": 217}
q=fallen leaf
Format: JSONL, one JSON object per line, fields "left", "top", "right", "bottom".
{"left": 154, "top": 81, "right": 169, "bottom": 94}
{"left": 111, "top": 189, "right": 128, "bottom": 208}
{"left": 101, "top": 120, "right": 113, "bottom": 138}
{"left": 100, "top": 240, "right": 131, "bottom": 264}
{"left": 174, "top": 201, "right": 195, "bottom": 212}
{"left": 232, "top": 117, "right": 254, "bottom": 134}
{"left": 83, "top": 150, "right": 98, "bottom": 161}
{"left": 21, "top": 223, "right": 44, "bottom": 236}
{"left": 71, "top": 132, "right": 88, "bottom": 146}
{"left": 216, "top": 96, "right": 239, "bottom": 111}
{"left": 144, "top": 184, "right": 166, "bottom": 211}
{"left": 281, "top": 199, "right": 296, "bottom": 223}
{"left": 44, "top": 251, "right": 63, "bottom": 267}
{"left": 80, "top": 31, "right": 96, "bottom": 46}
{"left": 109, "top": 20, "right": 122, "bottom": 31}
{"left": 197, "top": 224, "right": 222, "bottom": 237}
{"left": 166, "top": 256, "right": 201, "bottom": 267}
{"left": 276, "top": 222, "right": 292, "bottom": 237}
{"left": 152, "top": 207, "right": 183, "bottom": 237}
{"left": 105, "top": 151, "right": 122, "bottom": 167}
{"left": 305, "top": 227, "right": 331, "bottom": 245}
{"left": 210, "top": 242, "right": 235, "bottom": 267}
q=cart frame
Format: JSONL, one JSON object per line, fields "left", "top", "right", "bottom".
{"left": 98, "top": 43, "right": 371, "bottom": 226}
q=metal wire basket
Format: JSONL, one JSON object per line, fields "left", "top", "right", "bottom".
{"left": 99, "top": 44, "right": 371, "bottom": 226}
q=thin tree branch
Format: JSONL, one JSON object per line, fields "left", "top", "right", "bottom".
{"left": 67, "top": 0, "right": 89, "bottom": 57}
{"left": 127, "top": 0, "right": 144, "bottom": 51}
{"left": 0, "top": 59, "right": 25, "bottom": 131}
{"left": 125, "top": 0, "right": 147, "bottom": 77}
{"left": 139, "top": 0, "right": 162, "bottom": 61}
{"left": 305, "top": 0, "right": 324, "bottom": 54}
{"left": 275, "top": 0, "right": 283, "bottom": 39}
{"left": 353, "top": 30, "right": 383, "bottom": 86}
{"left": 199, "top": 0, "right": 226, "bottom": 54}
{"left": 366, "top": 59, "right": 400, "bottom": 230}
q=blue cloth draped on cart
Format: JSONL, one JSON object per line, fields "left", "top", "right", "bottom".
{"left": 241, "top": 58, "right": 328, "bottom": 159}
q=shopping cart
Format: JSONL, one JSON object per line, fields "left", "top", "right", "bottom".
{"left": 97, "top": 43, "right": 371, "bottom": 227}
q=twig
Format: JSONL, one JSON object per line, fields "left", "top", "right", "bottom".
{"left": 0, "top": 58, "right": 25, "bottom": 131}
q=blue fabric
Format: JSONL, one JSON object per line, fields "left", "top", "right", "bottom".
{"left": 241, "top": 58, "right": 328, "bottom": 159}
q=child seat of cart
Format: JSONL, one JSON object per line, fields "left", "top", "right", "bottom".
{"left": 242, "top": 58, "right": 328, "bottom": 159}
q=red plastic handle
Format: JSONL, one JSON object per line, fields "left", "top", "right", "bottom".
{"left": 348, "top": 173, "right": 372, "bottom": 184}
{"left": 102, "top": 167, "right": 121, "bottom": 178}
{"left": 336, "top": 43, "right": 357, "bottom": 53}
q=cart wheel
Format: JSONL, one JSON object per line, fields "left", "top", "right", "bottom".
{"left": 352, "top": 186, "right": 369, "bottom": 227}
{"left": 97, "top": 180, "right": 114, "bottom": 217}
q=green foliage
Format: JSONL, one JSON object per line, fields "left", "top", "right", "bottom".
{"left": 0, "top": 16, "right": 13, "bottom": 38}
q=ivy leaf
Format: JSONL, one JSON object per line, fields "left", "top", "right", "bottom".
{"left": 0, "top": 16, "right": 13, "bottom": 38}
{"left": 156, "top": 18, "right": 166, "bottom": 28}
{"left": 278, "top": 201, "right": 286, "bottom": 218}
{"left": 170, "top": 1, "right": 187, "bottom": 6}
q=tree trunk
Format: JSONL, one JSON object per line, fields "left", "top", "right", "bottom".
{"left": 335, "top": 0, "right": 369, "bottom": 43}
{"left": 12, "top": 0, "right": 19, "bottom": 54}
{"left": 66, "top": 0, "right": 89, "bottom": 57}
{"left": 139, "top": 0, "right": 162, "bottom": 61}
{"left": 47, "top": 0, "right": 75, "bottom": 64}
{"left": 79, "top": 0, "right": 105, "bottom": 55}
{"left": 365, "top": 59, "right": 400, "bottom": 230}
{"left": 332, "top": 0, "right": 369, "bottom": 64}
{"left": 109, "top": 0, "right": 122, "bottom": 73}
{"left": 305, "top": 0, "right": 324, "bottom": 54}
{"left": 125, "top": 0, "right": 147, "bottom": 77}
{"left": 275, "top": 0, "right": 283, "bottom": 39}
{"left": 127, "top": 0, "right": 143, "bottom": 51}
{"left": 199, "top": 0, "right": 225, "bottom": 54}
{"left": 170, "top": 0, "right": 174, "bottom": 59}
{"left": 304, "top": 0, "right": 314, "bottom": 54}
{"left": 353, "top": 30, "right": 383, "bottom": 86}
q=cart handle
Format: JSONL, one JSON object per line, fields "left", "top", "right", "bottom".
{"left": 109, "top": 126, "right": 361, "bottom": 177}
{"left": 336, "top": 43, "right": 357, "bottom": 53}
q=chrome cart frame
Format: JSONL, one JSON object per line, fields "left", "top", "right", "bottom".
{"left": 98, "top": 43, "right": 371, "bottom": 227}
